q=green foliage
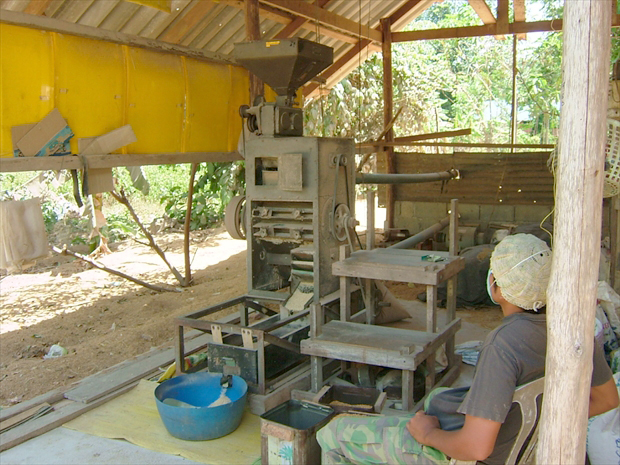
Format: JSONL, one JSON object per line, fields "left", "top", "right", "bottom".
{"left": 100, "top": 211, "right": 137, "bottom": 242}
{"left": 160, "top": 162, "right": 244, "bottom": 230}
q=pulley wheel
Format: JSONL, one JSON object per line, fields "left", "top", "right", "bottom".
{"left": 332, "top": 204, "right": 351, "bottom": 242}
{"left": 224, "top": 195, "right": 246, "bottom": 240}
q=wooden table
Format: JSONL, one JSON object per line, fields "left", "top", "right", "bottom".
{"left": 301, "top": 247, "right": 464, "bottom": 411}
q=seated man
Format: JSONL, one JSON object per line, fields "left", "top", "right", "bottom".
{"left": 317, "top": 234, "right": 619, "bottom": 465}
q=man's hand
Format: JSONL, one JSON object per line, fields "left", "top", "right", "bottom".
{"left": 406, "top": 411, "right": 440, "bottom": 445}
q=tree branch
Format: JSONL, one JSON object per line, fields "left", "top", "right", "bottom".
{"left": 51, "top": 246, "right": 180, "bottom": 293}
{"left": 110, "top": 190, "right": 188, "bottom": 287}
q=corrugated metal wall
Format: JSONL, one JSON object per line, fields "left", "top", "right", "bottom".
{"left": 377, "top": 150, "right": 555, "bottom": 206}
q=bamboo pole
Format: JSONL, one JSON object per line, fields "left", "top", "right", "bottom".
{"left": 536, "top": 1, "right": 611, "bottom": 463}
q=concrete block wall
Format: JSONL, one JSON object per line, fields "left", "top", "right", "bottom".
{"left": 394, "top": 201, "right": 553, "bottom": 236}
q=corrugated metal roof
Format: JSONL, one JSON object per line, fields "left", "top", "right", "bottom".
{"left": 0, "top": 0, "right": 439, "bottom": 96}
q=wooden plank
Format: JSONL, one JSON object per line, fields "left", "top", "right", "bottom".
{"left": 496, "top": 0, "right": 509, "bottom": 35}
{"left": 332, "top": 249, "right": 464, "bottom": 285}
{"left": 0, "top": 151, "right": 242, "bottom": 173}
{"left": 64, "top": 332, "right": 212, "bottom": 403}
{"left": 261, "top": 0, "right": 382, "bottom": 43}
{"left": 0, "top": 403, "right": 51, "bottom": 433}
{"left": 536, "top": 1, "right": 611, "bottom": 462}
{"left": 468, "top": 0, "right": 496, "bottom": 24}
{"left": 0, "top": 383, "right": 137, "bottom": 453}
{"left": 274, "top": 0, "right": 331, "bottom": 39}
{"left": 158, "top": 0, "right": 215, "bottom": 44}
{"left": 388, "top": 141, "right": 554, "bottom": 149}
{"left": 392, "top": 19, "right": 565, "bottom": 43}
{"left": 301, "top": 319, "right": 460, "bottom": 370}
{"left": 382, "top": 17, "right": 395, "bottom": 229}
{"left": 513, "top": 0, "right": 526, "bottom": 38}
{"left": 0, "top": 9, "right": 233, "bottom": 64}
{"left": 0, "top": 390, "right": 65, "bottom": 423}
{"left": 23, "top": 0, "right": 53, "bottom": 15}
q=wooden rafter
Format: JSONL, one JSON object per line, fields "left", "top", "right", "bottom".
{"left": 392, "top": 19, "right": 570, "bottom": 42}
{"left": 496, "top": 0, "right": 509, "bottom": 34}
{"left": 514, "top": 0, "right": 526, "bottom": 39}
{"left": 275, "top": 0, "right": 331, "bottom": 39}
{"left": 23, "top": 0, "right": 53, "bottom": 15}
{"left": 467, "top": 0, "right": 495, "bottom": 24}
{"left": 159, "top": 1, "right": 216, "bottom": 44}
{"left": 304, "top": 0, "right": 436, "bottom": 97}
{"left": 261, "top": 0, "right": 383, "bottom": 43}
{"left": 467, "top": 0, "right": 504, "bottom": 39}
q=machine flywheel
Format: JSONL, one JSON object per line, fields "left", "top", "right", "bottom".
{"left": 224, "top": 195, "right": 246, "bottom": 240}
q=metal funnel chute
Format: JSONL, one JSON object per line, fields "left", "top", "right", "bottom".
{"left": 234, "top": 38, "right": 333, "bottom": 99}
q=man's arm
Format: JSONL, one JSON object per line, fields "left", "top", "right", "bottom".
{"left": 589, "top": 378, "right": 619, "bottom": 417}
{"left": 407, "top": 411, "right": 501, "bottom": 461}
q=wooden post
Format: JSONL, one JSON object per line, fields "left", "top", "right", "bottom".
{"left": 536, "top": 2, "right": 611, "bottom": 463}
{"left": 611, "top": 196, "right": 619, "bottom": 290}
{"left": 381, "top": 18, "right": 395, "bottom": 230}
{"left": 245, "top": 0, "right": 263, "bottom": 103}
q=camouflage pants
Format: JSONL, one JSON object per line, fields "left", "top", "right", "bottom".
{"left": 316, "top": 414, "right": 449, "bottom": 465}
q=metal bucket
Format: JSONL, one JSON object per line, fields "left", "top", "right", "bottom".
{"left": 154, "top": 372, "right": 248, "bottom": 441}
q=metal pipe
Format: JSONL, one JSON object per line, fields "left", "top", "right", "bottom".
{"left": 355, "top": 169, "right": 459, "bottom": 184}
{"left": 389, "top": 216, "right": 451, "bottom": 249}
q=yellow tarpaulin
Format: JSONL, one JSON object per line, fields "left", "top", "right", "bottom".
{"left": 63, "top": 380, "right": 262, "bottom": 465}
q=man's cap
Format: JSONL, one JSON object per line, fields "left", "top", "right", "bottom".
{"left": 490, "top": 233, "right": 552, "bottom": 310}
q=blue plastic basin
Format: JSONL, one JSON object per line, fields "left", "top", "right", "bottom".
{"left": 154, "top": 372, "right": 248, "bottom": 441}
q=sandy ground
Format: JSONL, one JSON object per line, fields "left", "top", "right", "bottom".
{"left": 0, "top": 223, "right": 502, "bottom": 407}
{"left": 0, "top": 228, "right": 247, "bottom": 406}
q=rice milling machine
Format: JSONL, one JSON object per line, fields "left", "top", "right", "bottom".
{"left": 174, "top": 38, "right": 358, "bottom": 413}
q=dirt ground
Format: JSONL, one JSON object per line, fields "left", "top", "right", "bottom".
{"left": 0, "top": 228, "right": 501, "bottom": 407}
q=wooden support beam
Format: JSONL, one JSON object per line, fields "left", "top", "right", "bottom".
{"left": 245, "top": 0, "right": 263, "bottom": 103}
{"left": 23, "top": 0, "right": 53, "bottom": 15}
{"left": 467, "top": 0, "right": 496, "bottom": 24}
{"left": 0, "top": 9, "right": 232, "bottom": 64}
{"left": 382, "top": 17, "right": 395, "bottom": 230}
{"left": 303, "top": 0, "right": 434, "bottom": 97}
{"left": 513, "top": 0, "right": 526, "bottom": 39}
{"left": 274, "top": 0, "right": 331, "bottom": 39}
{"left": 158, "top": 1, "right": 216, "bottom": 44}
{"left": 536, "top": 1, "right": 611, "bottom": 463}
{"left": 392, "top": 19, "right": 566, "bottom": 42}
{"left": 261, "top": 0, "right": 383, "bottom": 43}
{"left": 496, "top": 0, "right": 509, "bottom": 35}
{"left": 304, "top": 39, "right": 372, "bottom": 96}
{"left": 361, "top": 128, "right": 472, "bottom": 147}
{"left": 0, "top": 152, "right": 242, "bottom": 173}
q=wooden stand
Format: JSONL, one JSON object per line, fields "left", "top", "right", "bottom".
{"left": 301, "top": 200, "right": 464, "bottom": 411}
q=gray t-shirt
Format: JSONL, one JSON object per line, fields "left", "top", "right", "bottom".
{"left": 456, "top": 312, "right": 611, "bottom": 465}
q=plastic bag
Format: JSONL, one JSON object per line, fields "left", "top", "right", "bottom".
{"left": 586, "top": 372, "right": 620, "bottom": 465}
{"left": 43, "top": 344, "right": 67, "bottom": 359}
{"left": 0, "top": 198, "right": 48, "bottom": 271}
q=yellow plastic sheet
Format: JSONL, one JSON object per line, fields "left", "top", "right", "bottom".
{"left": 63, "top": 380, "right": 261, "bottom": 465}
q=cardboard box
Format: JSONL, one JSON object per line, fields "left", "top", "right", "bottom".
{"left": 79, "top": 125, "right": 137, "bottom": 195}
{"left": 15, "top": 109, "right": 73, "bottom": 157}
{"left": 11, "top": 124, "right": 35, "bottom": 157}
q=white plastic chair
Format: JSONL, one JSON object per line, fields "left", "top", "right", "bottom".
{"left": 450, "top": 377, "right": 544, "bottom": 465}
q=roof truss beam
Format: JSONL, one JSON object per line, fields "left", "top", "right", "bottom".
{"left": 304, "top": 0, "right": 436, "bottom": 97}
{"left": 274, "top": 0, "right": 331, "bottom": 39}
{"left": 392, "top": 19, "right": 567, "bottom": 42}
{"left": 260, "top": 0, "right": 383, "bottom": 43}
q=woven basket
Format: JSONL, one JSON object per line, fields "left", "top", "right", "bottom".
{"left": 548, "top": 118, "right": 620, "bottom": 198}
{"left": 604, "top": 119, "right": 620, "bottom": 197}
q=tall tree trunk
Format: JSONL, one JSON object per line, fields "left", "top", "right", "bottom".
{"left": 536, "top": 1, "right": 611, "bottom": 463}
